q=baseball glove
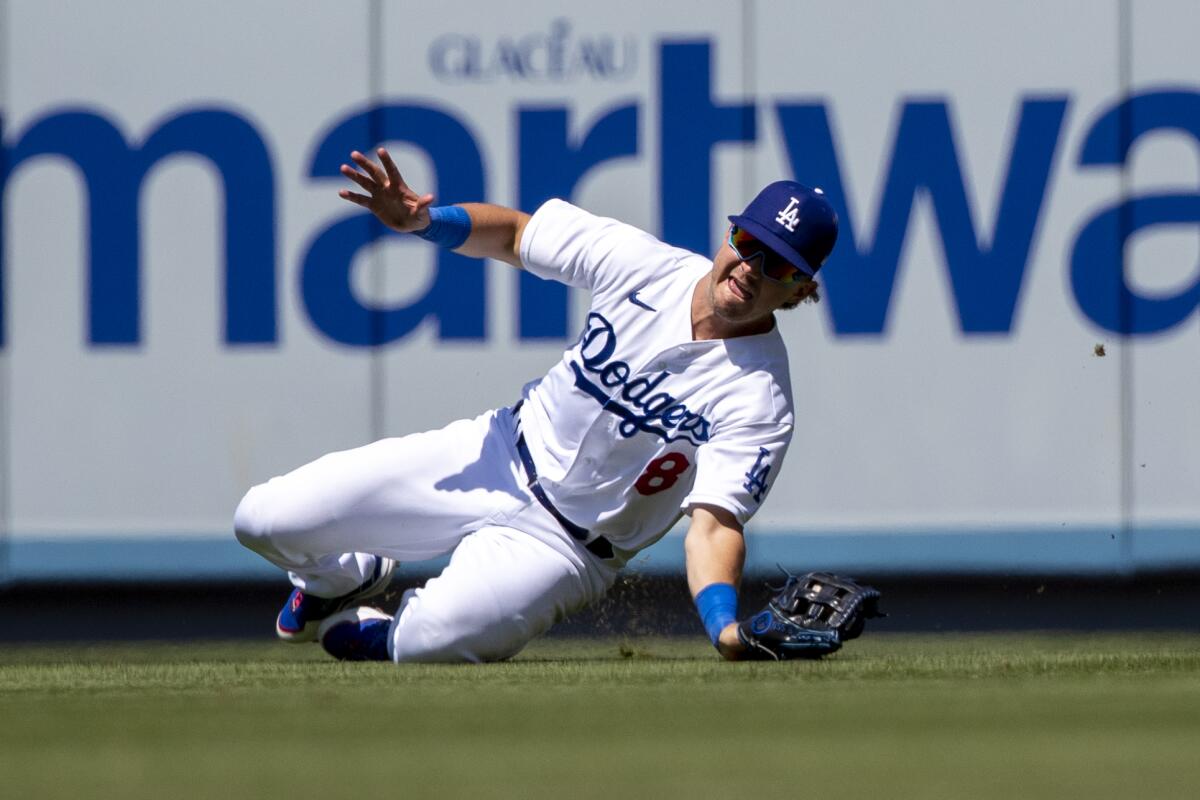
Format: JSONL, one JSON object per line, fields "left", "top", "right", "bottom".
{"left": 737, "top": 571, "right": 884, "bottom": 660}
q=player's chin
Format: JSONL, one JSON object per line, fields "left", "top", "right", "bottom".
{"left": 714, "top": 297, "right": 758, "bottom": 323}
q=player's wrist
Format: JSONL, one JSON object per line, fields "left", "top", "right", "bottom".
{"left": 413, "top": 205, "right": 471, "bottom": 248}
{"left": 408, "top": 206, "right": 432, "bottom": 232}
{"left": 694, "top": 582, "right": 738, "bottom": 649}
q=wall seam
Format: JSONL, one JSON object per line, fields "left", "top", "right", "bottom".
{"left": 743, "top": 0, "right": 756, "bottom": 206}
{"left": 368, "top": 0, "right": 385, "bottom": 442}
{"left": 1117, "top": 0, "right": 1135, "bottom": 576}
{"left": 0, "top": 0, "right": 11, "bottom": 585}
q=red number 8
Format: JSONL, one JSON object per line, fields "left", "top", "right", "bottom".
{"left": 635, "top": 452, "right": 691, "bottom": 496}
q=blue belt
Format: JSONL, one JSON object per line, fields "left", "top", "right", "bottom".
{"left": 511, "top": 402, "right": 614, "bottom": 561}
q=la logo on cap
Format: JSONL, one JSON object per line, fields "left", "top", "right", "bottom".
{"left": 775, "top": 197, "right": 802, "bottom": 232}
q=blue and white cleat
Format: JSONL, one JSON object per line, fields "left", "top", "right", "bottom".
{"left": 275, "top": 556, "right": 396, "bottom": 643}
{"left": 318, "top": 607, "right": 393, "bottom": 661}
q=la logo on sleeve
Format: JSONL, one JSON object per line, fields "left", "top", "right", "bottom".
{"left": 775, "top": 197, "right": 801, "bottom": 232}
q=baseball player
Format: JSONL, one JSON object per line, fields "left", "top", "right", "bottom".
{"left": 234, "top": 148, "right": 882, "bottom": 663}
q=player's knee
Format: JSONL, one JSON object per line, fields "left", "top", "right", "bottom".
{"left": 395, "top": 610, "right": 484, "bottom": 663}
{"left": 233, "top": 484, "right": 273, "bottom": 552}
{"left": 393, "top": 596, "right": 526, "bottom": 664}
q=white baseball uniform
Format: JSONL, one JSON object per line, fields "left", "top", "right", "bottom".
{"left": 235, "top": 199, "right": 795, "bottom": 662}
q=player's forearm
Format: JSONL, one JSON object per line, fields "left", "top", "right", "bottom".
{"left": 685, "top": 524, "right": 744, "bottom": 596}
{"left": 685, "top": 506, "right": 750, "bottom": 660}
{"left": 450, "top": 203, "right": 531, "bottom": 268}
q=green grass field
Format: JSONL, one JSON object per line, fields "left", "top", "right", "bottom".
{"left": 2, "top": 634, "right": 1199, "bottom": 799}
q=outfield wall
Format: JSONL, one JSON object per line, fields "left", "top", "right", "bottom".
{"left": 1, "top": 1, "right": 1198, "bottom": 581}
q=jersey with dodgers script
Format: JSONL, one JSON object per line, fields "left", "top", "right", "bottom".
{"left": 516, "top": 199, "right": 795, "bottom": 558}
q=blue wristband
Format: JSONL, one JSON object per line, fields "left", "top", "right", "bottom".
{"left": 414, "top": 205, "right": 471, "bottom": 249}
{"left": 694, "top": 582, "right": 738, "bottom": 647}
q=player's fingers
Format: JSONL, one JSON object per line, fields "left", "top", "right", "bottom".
{"left": 406, "top": 193, "right": 435, "bottom": 219}
{"left": 340, "top": 164, "right": 377, "bottom": 193}
{"left": 338, "top": 189, "right": 373, "bottom": 207}
{"left": 378, "top": 147, "right": 405, "bottom": 189}
{"left": 350, "top": 150, "right": 387, "bottom": 186}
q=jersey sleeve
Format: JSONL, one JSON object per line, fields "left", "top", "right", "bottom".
{"left": 519, "top": 199, "right": 687, "bottom": 296}
{"left": 682, "top": 424, "right": 793, "bottom": 526}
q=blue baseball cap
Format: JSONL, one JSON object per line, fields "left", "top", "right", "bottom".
{"left": 728, "top": 181, "right": 839, "bottom": 276}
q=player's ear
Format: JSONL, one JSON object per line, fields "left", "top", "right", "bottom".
{"left": 789, "top": 279, "right": 820, "bottom": 306}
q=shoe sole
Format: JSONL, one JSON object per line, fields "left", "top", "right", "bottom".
{"left": 276, "top": 557, "right": 397, "bottom": 643}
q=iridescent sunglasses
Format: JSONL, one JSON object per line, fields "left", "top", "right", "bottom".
{"left": 727, "top": 226, "right": 809, "bottom": 285}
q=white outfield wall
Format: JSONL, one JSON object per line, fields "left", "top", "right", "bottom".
{"left": 0, "top": 0, "right": 1197, "bottom": 580}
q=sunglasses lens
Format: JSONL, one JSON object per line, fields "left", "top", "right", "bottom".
{"left": 761, "top": 259, "right": 802, "bottom": 284}
{"left": 731, "top": 227, "right": 804, "bottom": 284}
{"left": 729, "top": 226, "right": 754, "bottom": 256}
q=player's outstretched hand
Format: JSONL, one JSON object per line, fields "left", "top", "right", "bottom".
{"left": 338, "top": 147, "right": 435, "bottom": 233}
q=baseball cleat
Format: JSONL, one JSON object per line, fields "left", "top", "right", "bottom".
{"left": 318, "top": 607, "right": 393, "bottom": 661}
{"left": 275, "top": 555, "right": 397, "bottom": 643}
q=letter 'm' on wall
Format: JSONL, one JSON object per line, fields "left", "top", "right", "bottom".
{"left": 1, "top": 108, "right": 277, "bottom": 348}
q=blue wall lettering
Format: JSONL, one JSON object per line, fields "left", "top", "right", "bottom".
{"left": 1, "top": 107, "right": 276, "bottom": 348}
{"left": 303, "top": 105, "right": 486, "bottom": 345}
{"left": 517, "top": 103, "right": 638, "bottom": 339}
{"left": 776, "top": 98, "right": 1068, "bottom": 335}
{"left": 428, "top": 20, "right": 636, "bottom": 83}
{"left": 659, "top": 41, "right": 756, "bottom": 255}
{"left": 6, "top": 40, "right": 1196, "bottom": 350}
{"left": 1072, "top": 90, "right": 1200, "bottom": 334}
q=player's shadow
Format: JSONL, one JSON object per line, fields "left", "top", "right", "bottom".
{"left": 432, "top": 412, "right": 526, "bottom": 501}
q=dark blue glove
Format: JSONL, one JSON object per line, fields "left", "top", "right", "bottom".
{"left": 736, "top": 572, "right": 884, "bottom": 660}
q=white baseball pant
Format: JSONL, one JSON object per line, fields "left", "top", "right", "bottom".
{"left": 234, "top": 407, "right": 617, "bottom": 662}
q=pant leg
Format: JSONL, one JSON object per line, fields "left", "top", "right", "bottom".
{"left": 234, "top": 409, "right": 526, "bottom": 596}
{"left": 387, "top": 525, "right": 611, "bottom": 663}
